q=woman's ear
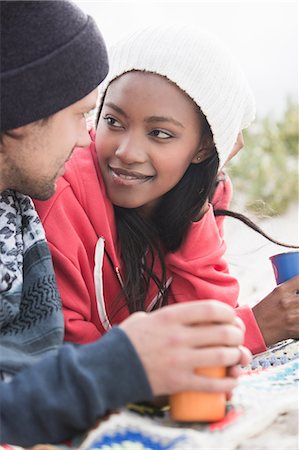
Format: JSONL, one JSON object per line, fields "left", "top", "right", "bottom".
{"left": 191, "top": 146, "right": 215, "bottom": 164}
{"left": 192, "top": 117, "right": 217, "bottom": 164}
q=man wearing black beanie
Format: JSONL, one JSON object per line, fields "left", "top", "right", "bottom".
{"left": 0, "top": 1, "right": 250, "bottom": 446}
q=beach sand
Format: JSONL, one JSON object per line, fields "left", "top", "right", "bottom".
{"left": 225, "top": 203, "right": 298, "bottom": 449}
{"left": 225, "top": 203, "right": 298, "bottom": 308}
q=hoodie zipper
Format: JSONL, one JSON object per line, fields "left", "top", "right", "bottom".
{"left": 104, "top": 247, "right": 124, "bottom": 288}
{"left": 115, "top": 266, "right": 124, "bottom": 288}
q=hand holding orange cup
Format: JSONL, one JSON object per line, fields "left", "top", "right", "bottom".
{"left": 170, "top": 366, "right": 226, "bottom": 422}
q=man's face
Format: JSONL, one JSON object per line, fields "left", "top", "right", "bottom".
{"left": 0, "top": 89, "right": 98, "bottom": 199}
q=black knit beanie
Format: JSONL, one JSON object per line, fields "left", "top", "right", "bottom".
{"left": 0, "top": 0, "right": 109, "bottom": 131}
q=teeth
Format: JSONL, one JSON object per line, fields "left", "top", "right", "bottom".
{"left": 119, "top": 174, "right": 140, "bottom": 180}
{"left": 112, "top": 170, "right": 146, "bottom": 180}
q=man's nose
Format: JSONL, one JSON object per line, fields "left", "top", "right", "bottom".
{"left": 77, "top": 121, "right": 91, "bottom": 148}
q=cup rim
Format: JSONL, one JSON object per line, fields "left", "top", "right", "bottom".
{"left": 269, "top": 250, "right": 299, "bottom": 261}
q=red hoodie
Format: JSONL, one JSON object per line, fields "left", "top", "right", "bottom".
{"left": 35, "top": 138, "right": 266, "bottom": 354}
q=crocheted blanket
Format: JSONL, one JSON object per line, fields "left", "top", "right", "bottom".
{"left": 2, "top": 340, "right": 298, "bottom": 450}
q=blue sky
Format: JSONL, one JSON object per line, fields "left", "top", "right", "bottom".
{"left": 75, "top": 0, "right": 298, "bottom": 119}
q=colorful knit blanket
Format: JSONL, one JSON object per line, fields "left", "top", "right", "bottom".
{"left": 2, "top": 340, "right": 298, "bottom": 450}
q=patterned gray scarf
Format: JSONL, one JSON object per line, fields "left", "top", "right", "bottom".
{"left": 0, "top": 190, "right": 64, "bottom": 376}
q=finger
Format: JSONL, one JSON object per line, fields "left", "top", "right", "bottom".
{"left": 160, "top": 300, "right": 236, "bottom": 326}
{"left": 184, "top": 373, "right": 239, "bottom": 393}
{"left": 226, "top": 390, "right": 233, "bottom": 401}
{"left": 189, "top": 346, "right": 244, "bottom": 369}
{"left": 239, "top": 345, "right": 252, "bottom": 366}
{"left": 277, "top": 274, "right": 299, "bottom": 292}
{"left": 181, "top": 323, "right": 244, "bottom": 348}
{"left": 234, "top": 316, "right": 246, "bottom": 333}
{"left": 227, "top": 365, "right": 241, "bottom": 378}
{"left": 226, "top": 347, "right": 252, "bottom": 374}
{"left": 227, "top": 346, "right": 252, "bottom": 376}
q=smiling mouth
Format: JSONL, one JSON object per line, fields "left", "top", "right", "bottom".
{"left": 109, "top": 166, "right": 154, "bottom": 184}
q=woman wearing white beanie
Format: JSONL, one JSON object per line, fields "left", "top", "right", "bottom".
{"left": 35, "top": 24, "right": 298, "bottom": 355}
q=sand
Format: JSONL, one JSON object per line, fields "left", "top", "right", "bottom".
{"left": 224, "top": 203, "right": 298, "bottom": 308}
{"left": 225, "top": 203, "right": 298, "bottom": 449}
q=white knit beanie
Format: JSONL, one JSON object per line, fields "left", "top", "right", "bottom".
{"left": 100, "top": 24, "right": 256, "bottom": 168}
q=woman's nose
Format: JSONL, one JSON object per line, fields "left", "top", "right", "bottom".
{"left": 115, "top": 135, "right": 147, "bottom": 164}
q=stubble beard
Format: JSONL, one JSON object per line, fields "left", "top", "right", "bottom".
{"left": 5, "top": 169, "right": 56, "bottom": 200}
{"left": 25, "top": 177, "right": 57, "bottom": 200}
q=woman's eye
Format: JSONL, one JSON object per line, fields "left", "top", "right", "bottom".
{"left": 150, "top": 129, "right": 173, "bottom": 139}
{"left": 103, "top": 116, "right": 123, "bottom": 128}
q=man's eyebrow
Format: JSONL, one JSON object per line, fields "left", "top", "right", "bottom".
{"left": 145, "top": 116, "right": 184, "bottom": 128}
{"left": 76, "top": 102, "right": 96, "bottom": 114}
{"left": 83, "top": 103, "right": 97, "bottom": 112}
{"left": 104, "top": 102, "right": 128, "bottom": 118}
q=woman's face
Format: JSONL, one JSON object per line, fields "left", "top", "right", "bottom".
{"left": 96, "top": 71, "right": 205, "bottom": 216}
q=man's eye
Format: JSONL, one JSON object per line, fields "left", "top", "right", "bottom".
{"left": 150, "top": 129, "right": 173, "bottom": 139}
{"left": 84, "top": 108, "right": 95, "bottom": 119}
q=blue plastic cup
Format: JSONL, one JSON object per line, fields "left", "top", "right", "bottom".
{"left": 269, "top": 251, "right": 299, "bottom": 285}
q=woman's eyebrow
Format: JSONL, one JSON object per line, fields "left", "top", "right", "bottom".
{"left": 104, "top": 102, "right": 128, "bottom": 118}
{"left": 145, "top": 116, "right": 184, "bottom": 128}
{"left": 103, "top": 103, "right": 184, "bottom": 128}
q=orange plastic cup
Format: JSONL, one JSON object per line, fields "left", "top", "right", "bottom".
{"left": 170, "top": 367, "right": 226, "bottom": 422}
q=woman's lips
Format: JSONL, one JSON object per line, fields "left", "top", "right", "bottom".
{"left": 109, "top": 166, "right": 154, "bottom": 185}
